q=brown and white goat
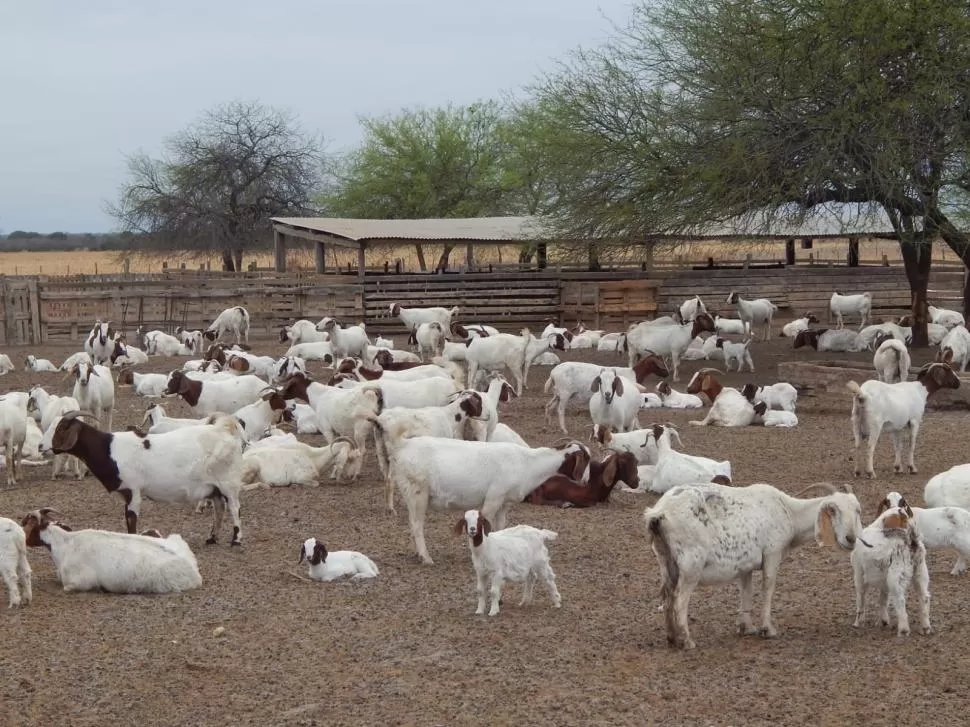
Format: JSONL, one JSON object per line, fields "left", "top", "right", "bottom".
{"left": 525, "top": 450, "right": 639, "bottom": 507}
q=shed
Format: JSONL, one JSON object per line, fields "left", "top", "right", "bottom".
{"left": 270, "top": 216, "right": 553, "bottom": 279}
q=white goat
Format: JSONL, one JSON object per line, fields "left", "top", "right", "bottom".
{"left": 851, "top": 505, "right": 931, "bottom": 636}
{"left": 455, "top": 509, "right": 561, "bottom": 617}
{"left": 937, "top": 325, "right": 970, "bottom": 371}
{"left": 466, "top": 329, "right": 567, "bottom": 396}
{"left": 645, "top": 482, "right": 863, "bottom": 649}
{"left": 71, "top": 361, "right": 114, "bottom": 432}
{"left": 655, "top": 381, "right": 703, "bottom": 409}
{"left": 622, "top": 314, "right": 716, "bottom": 380}
{"left": 40, "top": 412, "right": 246, "bottom": 545}
{"left": 174, "top": 327, "right": 204, "bottom": 355}
{"left": 0, "top": 394, "right": 27, "bottom": 486}
{"left": 390, "top": 303, "right": 459, "bottom": 341}
{"left": 467, "top": 375, "right": 516, "bottom": 442}
{"left": 163, "top": 370, "right": 268, "bottom": 418}
{"left": 414, "top": 322, "right": 445, "bottom": 361}
{"left": 284, "top": 341, "right": 335, "bottom": 364}
{"left": 317, "top": 318, "right": 370, "bottom": 360}
{"left": 781, "top": 313, "right": 819, "bottom": 338}
{"left": 739, "top": 382, "right": 798, "bottom": 413}
{"left": 27, "top": 387, "right": 83, "bottom": 479}
{"left": 681, "top": 335, "right": 719, "bottom": 361}
{"left": 488, "top": 423, "right": 530, "bottom": 447}
{"left": 117, "top": 369, "right": 169, "bottom": 397}
{"left": 686, "top": 369, "right": 755, "bottom": 427}
{"left": 873, "top": 339, "right": 911, "bottom": 383}
{"left": 714, "top": 315, "right": 749, "bottom": 336}
{"left": 299, "top": 537, "right": 378, "bottom": 581}
{"left": 589, "top": 369, "right": 641, "bottom": 435}
{"left": 25, "top": 355, "right": 58, "bottom": 373}
{"left": 232, "top": 391, "right": 290, "bottom": 443}
{"left": 848, "top": 363, "right": 960, "bottom": 478}
{"left": 21, "top": 508, "right": 202, "bottom": 594}
{"left": 648, "top": 424, "right": 731, "bottom": 494}
{"left": 830, "top": 292, "right": 872, "bottom": 328}
{"left": 269, "top": 356, "right": 308, "bottom": 385}
{"left": 678, "top": 296, "right": 708, "bottom": 322}
{"left": 276, "top": 373, "right": 381, "bottom": 452}
{"left": 334, "top": 374, "right": 457, "bottom": 410}
{"left": 597, "top": 427, "right": 659, "bottom": 466}
{"left": 929, "top": 305, "right": 965, "bottom": 330}
{"left": 241, "top": 438, "right": 362, "bottom": 486}
{"left": 280, "top": 319, "right": 329, "bottom": 345}
{"left": 384, "top": 437, "right": 588, "bottom": 564}
{"left": 60, "top": 352, "right": 92, "bottom": 371}
{"left": 716, "top": 338, "right": 754, "bottom": 372}
{"left": 752, "top": 402, "right": 798, "bottom": 427}
{"left": 726, "top": 292, "right": 778, "bottom": 341}
{"left": 143, "top": 330, "right": 194, "bottom": 357}
{"left": 0, "top": 517, "right": 31, "bottom": 607}
{"left": 793, "top": 328, "right": 869, "bottom": 352}
{"left": 84, "top": 321, "right": 117, "bottom": 364}
{"left": 879, "top": 491, "right": 970, "bottom": 577}
{"left": 203, "top": 305, "right": 250, "bottom": 344}
{"left": 141, "top": 403, "right": 207, "bottom": 434}
{"left": 925, "top": 464, "right": 970, "bottom": 512}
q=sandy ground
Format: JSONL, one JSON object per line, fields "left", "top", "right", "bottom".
{"left": 1, "top": 330, "right": 970, "bottom": 727}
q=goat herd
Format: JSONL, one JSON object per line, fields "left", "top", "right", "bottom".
{"left": 0, "top": 291, "right": 969, "bottom": 652}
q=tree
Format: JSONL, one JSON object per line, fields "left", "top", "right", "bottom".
{"left": 323, "top": 102, "right": 531, "bottom": 271}
{"left": 108, "top": 101, "right": 323, "bottom": 271}
{"left": 534, "top": 0, "right": 970, "bottom": 345}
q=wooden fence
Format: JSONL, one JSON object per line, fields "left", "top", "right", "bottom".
{"left": 0, "top": 264, "right": 963, "bottom": 346}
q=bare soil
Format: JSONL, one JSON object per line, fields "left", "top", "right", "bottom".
{"left": 1, "top": 332, "right": 970, "bottom": 727}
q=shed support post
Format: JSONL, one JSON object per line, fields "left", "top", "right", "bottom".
{"left": 274, "top": 229, "right": 287, "bottom": 272}
{"left": 537, "top": 242, "right": 547, "bottom": 270}
{"left": 357, "top": 245, "right": 366, "bottom": 282}
{"left": 465, "top": 243, "right": 474, "bottom": 271}
{"left": 315, "top": 242, "right": 326, "bottom": 273}
{"left": 848, "top": 237, "right": 860, "bottom": 267}
{"left": 785, "top": 238, "right": 796, "bottom": 266}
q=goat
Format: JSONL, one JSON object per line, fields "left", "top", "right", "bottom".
{"left": 317, "top": 318, "right": 370, "bottom": 360}
{"left": 596, "top": 426, "right": 660, "bottom": 465}
{"left": 716, "top": 337, "right": 754, "bottom": 372}
{"left": 648, "top": 424, "right": 731, "bottom": 494}
{"left": 382, "top": 435, "right": 588, "bottom": 564}
{"left": 71, "top": 361, "right": 114, "bottom": 433}
{"left": 454, "top": 510, "right": 560, "bottom": 616}
{"left": 84, "top": 320, "right": 117, "bottom": 364}
{"left": 686, "top": 369, "right": 755, "bottom": 427}
{"left": 726, "top": 292, "right": 778, "bottom": 341}
{"left": 174, "top": 326, "right": 204, "bottom": 355}
{"left": 526, "top": 450, "right": 638, "bottom": 507}
{"left": 414, "top": 321, "right": 445, "bottom": 360}
{"left": 829, "top": 292, "right": 872, "bottom": 329}
{"left": 284, "top": 340, "right": 335, "bottom": 364}
{"left": 299, "top": 537, "right": 379, "bottom": 581}
{"left": 390, "top": 303, "right": 460, "bottom": 344}
{"left": 793, "top": 328, "right": 869, "bottom": 352}
{"left": 678, "top": 296, "right": 708, "bottom": 323}
{"left": 879, "top": 492, "right": 970, "bottom": 577}
{"left": 163, "top": 370, "right": 268, "bottom": 417}
{"left": 936, "top": 325, "right": 970, "bottom": 371}
{"left": 280, "top": 319, "right": 329, "bottom": 345}
{"left": 276, "top": 372, "right": 381, "bottom": 453}
{"left": 27, "top": 387, "right": 83, "bottom": 478}
{"left": 465, "top": 329, "right": 568, "bottom": 396}
{"left": 241, "top": 438, "right": 362, "bottom": 487}
{"left": 622, "top": 314, "right": 716, "bottom": 380}
{"left": 60, "top": 352, "right": 92, "bottom": 372}
{"left": 739, "top": 382, "right": 798, "bottom": 413}
{"left": 0, "top": 517, "right": 31, "bottom": 607}
{"left": 929, "top": 305, "right": 965, "bottom": 330}
{"left": 645, "top": 482, "right": 863, "bottom": 649}
{"left": 850, "top": 504, "right": 931, "bottom": 636}
{"left": 40, "top": 411, "right": 246, "bottom": 545}
{"left": 21, "top": 508, "right": 202, "bottom": 594}
{"left": 25, "top": 355, "right": 58, "bottom": 373}
{"left": 848, "top": 362, "right": 960, "bottom": 478}
{"left": 873, "top": 338, "right": 912, "bottom": 383}
{"left": 589, "top": 369, "right": 641, "bottom": 435}
{"left": 0, "top": 394, "right": 27, "bottom": 486}
{"left": 713, "top": 315, "right": 749, "bottom": 336}
{"left": 203, "top": 306, "right": 250, "bottom": 344}
{"left": 780, "top": 313, "right": 820, "bottom": 338}
{"left": 752, "top": 401, "right": 798, "bottom": 427}
{"left": 544, "top": 356, "right": 669, "bottom": 434}
{"left": 117, "top": 368, "right": 169, "bottom": 397}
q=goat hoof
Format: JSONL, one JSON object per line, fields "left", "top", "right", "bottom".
{"left": 230, "top": 540, "right": 242, "bottom": 547}
{"left": 205, "top": 536, "right": 218, "bottom": 545}
{"left": 909, "top": 466, "right": 918, "bottom": 474}
{"left": 866, "top": 472, "right": 876, "bottom": 480}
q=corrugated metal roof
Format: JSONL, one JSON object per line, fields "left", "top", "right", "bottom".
{"left": 271, "top": 216, "right": 550, "bottom": 243}
{"left": 680, "top": 204, "right": 897, "bottom": 238}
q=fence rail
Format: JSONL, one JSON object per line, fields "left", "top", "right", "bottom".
{"left": 0, "top": 263, "right": 963, "bottom": 345}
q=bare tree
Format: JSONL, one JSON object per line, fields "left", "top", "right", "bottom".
{"left": 108, "top": 101, "right": 323, "bottom": 271}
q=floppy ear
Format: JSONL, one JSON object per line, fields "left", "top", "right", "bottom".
{"left": 453, "top": 518, "right": 469, "bottom": 535}
{"left": 815, "top": 505, "right": 838, "bottom": 547}
{"left": 51, "top": 420, "right": 81, "bottom": 451}
{"left": 591, "top": 375, "right": 602, "bottom": 392}
{"left": 298, "top": 544, "right": 307, "bottom": 564}
{"left": 602, "top": 455, "right": 619, "bottom": 485}
{"left": 898, "top": 495, "right": 914, "bottom": 518}
{"left": 612, "top": 376, "right": 624, "bottom": 397}
{"left": 480, "top": 516, "right": 492, "bottom": 536}
{"left": 876, "top": 497, "right": 891, "bottom": 516}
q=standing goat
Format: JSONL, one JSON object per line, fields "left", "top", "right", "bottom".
{"left": 0, "top": 394, "right": 28, "bottom": 487}
{"left": 850, "top": 504, "right": 931, "bottom": 636}
{"left": 203, "top": 306, "right": 250, "bottom": 344}
{"left": 317, "top": 318, "right": 370, "bottom": 360}
{"left": 0, "top": 517, "right": 31, "bottom": 607}
{"left": 84, "top": 320, "right": 117, "bottom": 364}
{"left": 829, "top": 292, "right": 872, "bottom": 329}
{"left": 873, "top": 338, "right": 911, "bottom": 383}
{"left": 71, "top": 361, "right": 115, "bottom": 433}
{"left": 645, "top": 482, "right": 863, "bottom": 649}
{"left": 589, "top": 369, "right": 641, "bottom": 435}
{"left": 726, "top": 292, "right": 778, "bottom": 341}
{"left": 622, "top": 314, "right": 716, "bottom": 381}
{"left": 454, "top": 509, "right": 561, "bottom": 617}
{"left": 848, "top": 363, "right": 960, "bottom": 478}
{"left": 880, "top": 491, "right": 970, "bottom": 576}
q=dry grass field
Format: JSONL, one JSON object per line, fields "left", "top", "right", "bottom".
{"left": 0, "top": 237, "right": 960, "bottom": 276}
{"left": 2, "top": 327, "right": 970, "bottom": 725}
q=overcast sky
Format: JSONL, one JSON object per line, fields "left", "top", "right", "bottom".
{"left": 0, "top": 1, "right": 633, "bottom": 233}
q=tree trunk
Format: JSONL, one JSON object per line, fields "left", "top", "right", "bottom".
{"left": 899, "top": 238, "right": 931, "bottom": 347}
{"left": 233, "top": 248, "right": 243, "bottom": 273}
{"left": 414, "top": 244, "right": 427, "bottom": 272}
{"left": 519, "top": 242, "right": 537, "bottom": 263}
{"left": 587, "top": 243, "right": 601, "bottom": 272}
{"left": 642, "top": 240, "right": 656, "bottom": 270}
{"left": 221, "top": 248, "right": 235, "bottom": 272}
{"left": 922, "top": 204, "right": 970, "bottom": 316}
{"left": 435, "top": 245, "right": 454, "bottom": 273}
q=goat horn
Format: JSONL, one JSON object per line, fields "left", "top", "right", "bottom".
{"left": 841, "top": 483, "right": 855, "bottom": 495}
{"left": 60, "top": 410, "right": 100, "bottom": 423}
{"left": 332, "top": 436, "right": 357, "bottom": 448}
{"left": 793, "top": 482, "right": 838, "bottom": 497}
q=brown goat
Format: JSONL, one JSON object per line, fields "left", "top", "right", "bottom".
{"left": 525, "top": 451, "right": 639, "bottom": 508}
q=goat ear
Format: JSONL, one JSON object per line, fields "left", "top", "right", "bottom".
{"left": 612, "top": 376, "right": 624, "bottom": 397}
{"left": 591, "top": 375, "right": 602, "bottom": 393}
{"left": 52, "top": 420, "right": 80, "bottom": 451}
{"left": 602, "top": 455, "right": 619, "bottom": 486}
{"left": 898, "top": 496, "right": 914, "bottom": 518}
{"left": 480, "top": 517, "right": 492, "bottom": 536}
{"left": 298, "top": 544, "right": 307, "bottom": 564}
{"left": 876, "top": 497, "right": 891, "bottom": 516}
{"left": 815, "top": 505, "right": 838, "bottom": 547}
{"left": 453, "top": 518, "right": 469, "bottom": 535}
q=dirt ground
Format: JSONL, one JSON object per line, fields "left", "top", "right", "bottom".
{"left": 2, "top": 327, "right": 970, "bottom": 727}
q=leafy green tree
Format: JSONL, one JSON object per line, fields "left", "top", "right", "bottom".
{"left": 324, "top": 101, "right": 537, "bottom": 271}
{"left": 535, "top": 0, "right": 970, "bottom": 344}
{"left": 108, "top": 101, "right": 323, "bottom": 271}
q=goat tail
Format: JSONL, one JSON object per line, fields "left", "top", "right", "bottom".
{"left": 647, "top": 513, "right": 680, "bottom": 592}
{"left": 846, "top": 380, "right": 864, "bottom": 399}
{"left": 544, "top": 374, "right": 555, "bottom": 394}
{"left": 537, "top": 529, "right": 558, "bottom": 543}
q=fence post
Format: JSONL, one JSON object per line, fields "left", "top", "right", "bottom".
{"left": 28, "top": 280, "right": 40, "bottom": 344}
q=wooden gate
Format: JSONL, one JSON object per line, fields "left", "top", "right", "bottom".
{"left": 560, "top": 279, "right": 660, "bottom": 329}
{"left": 1, "top": 280, "right": 37, "bottom": 345}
